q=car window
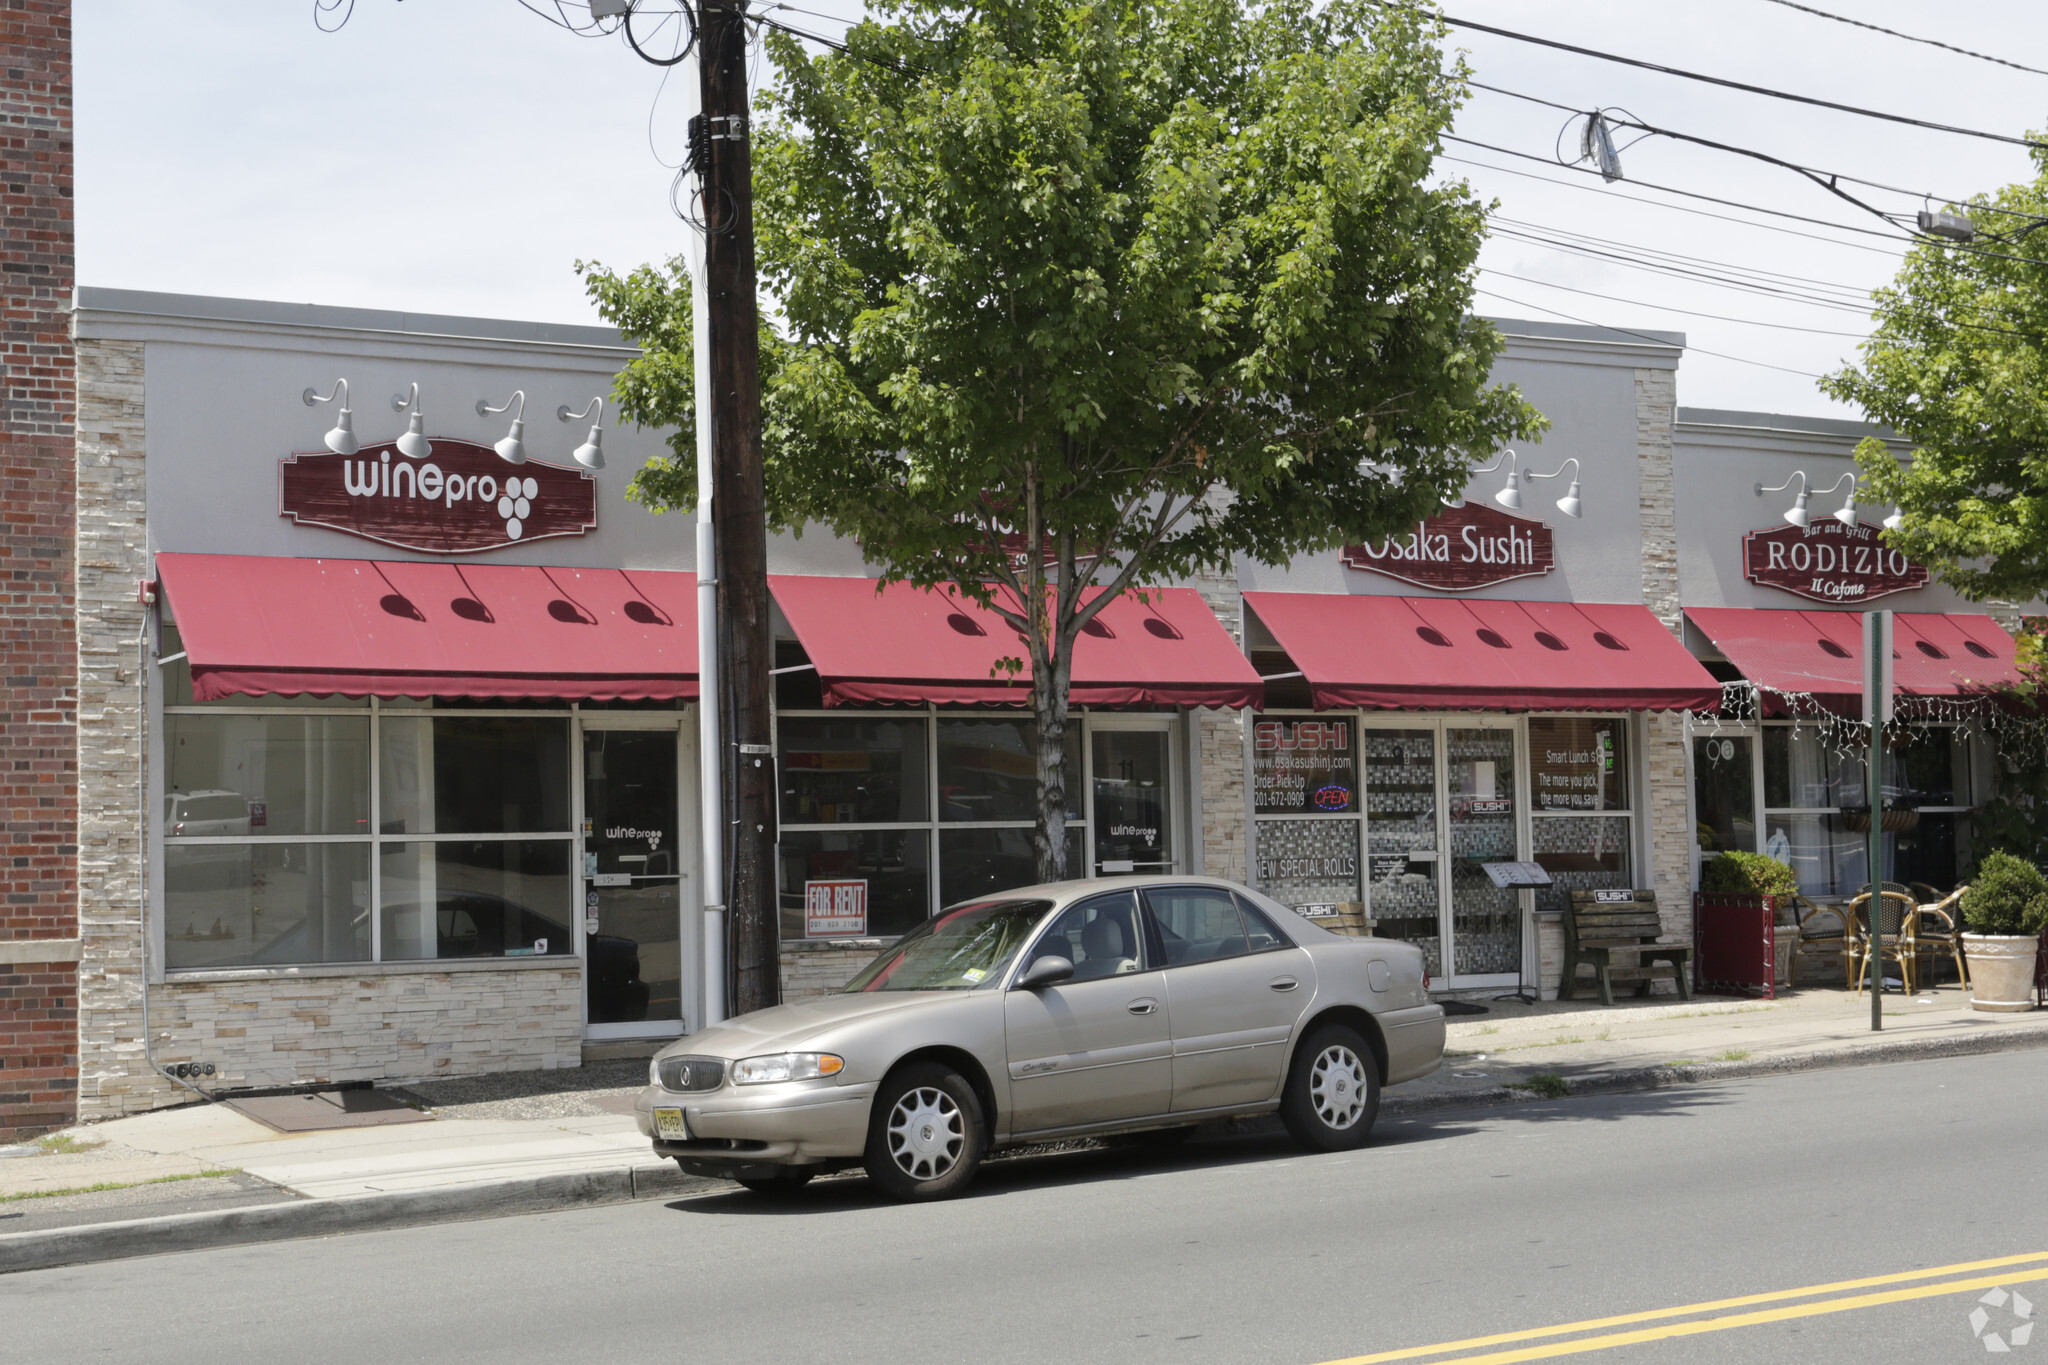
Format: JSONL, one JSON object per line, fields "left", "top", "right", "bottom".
{"left": 841, "top": 898, "right": 1052, "bottom": 992}
{"left": 1234, "top": 895, "right": 1292, "bottom": 953}
{"left": 1025, "top": 892, "right": 1145, "bottom": 983}
{"left": 1144, "top": 887, "right": 1250, "bottom": 966}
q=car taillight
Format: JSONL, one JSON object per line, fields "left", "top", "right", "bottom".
{"left": 173, "top": 822, "right": 184, "bottom": 836}
{"left": 1423, "top": 970, "right": 1430, "bottom": 990}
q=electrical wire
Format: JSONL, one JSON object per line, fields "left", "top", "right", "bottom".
{"left": 1756, "top": 0, "right": 2048, "bottom": 79}
{"left": 1489, "top": 228, "right": 1874, "bottom": 313}
{"left": 1414, "top": 4, "right": 2048, "bottom": 151}
{"left": 1472, "top": 286, "right": 1831, "bottom": 377}
{"left": 1438, "top": 153, "right": 1908, "bottom": 259}
{"left": 312, "top": 0, "right": 353, "bottom": 33}
{"left": 1491, "top": 215, "right": 1876, "bottom": 295}
{"left": 1478, "top": 269, "right": 1871, "bottom": 337}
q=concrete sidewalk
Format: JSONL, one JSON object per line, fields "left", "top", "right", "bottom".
{"left": 5, "top": 984, "right": 2046, "bottom": 1272}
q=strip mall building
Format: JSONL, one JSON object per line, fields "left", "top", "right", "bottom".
{"left": 4, "top": 282, "right": 2030, "bottom": 1134}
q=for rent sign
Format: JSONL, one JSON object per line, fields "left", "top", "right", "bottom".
{"left": 1341, "top": 502, "right": 1555, "bottom": 591}
{"left": 1743, "top": 519, "right": 1927, "bottom": 603}
{"left": 280, "top": 439, "right": 598, "bottom": 554}
{"left": 804, "top": 879, "right": 869, "bottom": 938}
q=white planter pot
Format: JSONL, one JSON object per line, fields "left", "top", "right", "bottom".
{"left": 1962, "top": 934, "right": 2041, "bottom": 1013}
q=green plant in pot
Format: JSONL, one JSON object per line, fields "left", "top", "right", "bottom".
{"left": 1699, "top": 851, "right": 1803, "bottom": 987}
{"left": 1960, "top": 850, "right": 2048, "bottom": 1012}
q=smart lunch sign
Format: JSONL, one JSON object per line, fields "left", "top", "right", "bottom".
{"left": 279, "top": 439, "right": 597, "bottom": 555}
{"left": 1341, "top": 502, "right": 1554, "bottom": 591}
{"left": 1743, "top": 519, "right": 1927, "bottom": 604}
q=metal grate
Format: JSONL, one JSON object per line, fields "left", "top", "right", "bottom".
{"left": 225, "top": 1089, "right": 434, "bottom": 1133}
{"left": 658, "top": 1056, "right": 727, "bottom": 1092}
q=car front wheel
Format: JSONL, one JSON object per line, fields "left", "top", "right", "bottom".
{"left": 863, "top": 1062, "right": 985, "bottom": 1202}
{"left": 1280, "top": 1024, "right": 1380, "bottom": 1152}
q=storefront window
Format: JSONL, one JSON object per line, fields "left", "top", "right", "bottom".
{"left": 378, "top": 840, "right": 574, "bottom": 960}
{"left": 1527, "top": 717, "right": 1633, "bottom": 916}
{"left": 166, "top": 713, "right": 370, "bottom": 836}
{"left": 778, "top": 828, "right": 932, "bottom": 941}
{"left": 1758, "top": 723, "right": 1972, "bottom": 898}
{"left": 778, "top": 717, "right": 929, "bottom": 824}
{"left": 1251, "top": 716, "right": 1357, "bottom": 815}
{"left": 936, "top": 718, "right": 1079, "bottom": 821}
{"left": 378, "top": 716, "right": 571, "bottom": 835}
{"left": 938, "top": 826, "right": 1084, "bottom": 907}
{"left": 164, "top": 842, "right": 370, "bottom": 969}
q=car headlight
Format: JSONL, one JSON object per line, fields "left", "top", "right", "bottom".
{"left": 730, "top": 1052, "right": 845, "bottom": 1085}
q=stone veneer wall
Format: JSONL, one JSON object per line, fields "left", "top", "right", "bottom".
{"left": 1190, "top": 568, "right": 1249, "bottom": 882}
{"left": 780, "top": 939, "right": 884, "bottom": 1001}
{"left": 1634, "top": 369, "right": 1691, "bottom": 994}
{"left": 71, "top": 337, "right": 167, "bottom": 1118}
{"left": 1635, "top": 367, "right": 1680, "bottom": 633}
{"left": 147, "top": 966, "right": 584, "bottom": 1089}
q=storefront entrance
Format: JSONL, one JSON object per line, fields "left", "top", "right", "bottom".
{"left": 580, "top": 716, "right": 696, "bottom": 1040}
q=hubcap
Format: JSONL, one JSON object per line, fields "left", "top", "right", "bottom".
{"left": 1308, "top": 1045, "right": 1369, "bottom": 1130}
{"left": 886, "top": 1086, "right": 964, "bottom": 1181}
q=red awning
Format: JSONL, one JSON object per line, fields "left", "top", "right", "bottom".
{"left": 1242, "top": 593, "right": 1721, "bottom": 712}
{"left": 155, "top": 553, "right": 697, "bottom": 701}
{"left": 1685, "top": 607, "right": 2020, "bottom": 711}
{"left": 768, "top": 576, "right": 1261, "bottom": 708}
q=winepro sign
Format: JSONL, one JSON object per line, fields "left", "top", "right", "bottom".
{"left": 279, "top": 439, "right": 598, "bottom": 555}
{"left": 1340, "top": 502, "right": 1555, "bottom": 591}
{"left": 1743, "top": 519, "right": 1927, "bottom": 603}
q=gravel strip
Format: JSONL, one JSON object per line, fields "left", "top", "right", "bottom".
{"left": 395, "top": 1060, "right": 653, "bottom": 1122}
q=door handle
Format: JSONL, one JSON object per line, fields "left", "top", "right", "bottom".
{"left": 1269, "top": 977, "right": 1299, "bottom": 992}
{"left": 1127, "top": 998, "right": 1159, "bottom": 1015}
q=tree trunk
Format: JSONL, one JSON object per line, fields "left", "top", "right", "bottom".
{"left": 1032, "top": 645, "right": 1074, "bottom": 884}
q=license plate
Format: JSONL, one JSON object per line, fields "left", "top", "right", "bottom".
{"left": 653, "top": 1107, "right": 689, "bottom": 1142}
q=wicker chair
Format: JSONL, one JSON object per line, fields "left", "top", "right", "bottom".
{"left": 1791, "top": 894, "right": 1856, "bottom": 988}
{"left": 1846, "top": 889, "right": 1920, "bottom": 994}
{"left": 1908, "top": 887, "right": 1971, "bottom": 991}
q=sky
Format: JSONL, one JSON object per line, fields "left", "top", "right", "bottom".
{"left": 77, "top": 1, "right": 2048, "bottom": 420}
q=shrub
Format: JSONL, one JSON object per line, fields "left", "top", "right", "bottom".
{"left": 1961, "top": 850, "right": 2048, "bottom": 936}
{"left": 1699, "top": 851, "right": 1800, "bottom": 904}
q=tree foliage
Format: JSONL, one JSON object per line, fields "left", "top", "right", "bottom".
{"left": 1823, "top": 145, "right": 2048, "bottom": 602}
{"left": 584, "top": 0, "right": 1542, "bottom": 880}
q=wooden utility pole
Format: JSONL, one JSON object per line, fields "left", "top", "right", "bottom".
{"left": 700, "top": 0, "right": 778, "bottom": 1013}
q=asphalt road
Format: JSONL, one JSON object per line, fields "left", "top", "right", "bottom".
{"left": 7, "top": 1051, "right": 2047, "bottom": 1365}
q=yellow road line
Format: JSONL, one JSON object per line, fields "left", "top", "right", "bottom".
{"left": 1316, "top": 1251, "right": 2048, "bottom": 1365}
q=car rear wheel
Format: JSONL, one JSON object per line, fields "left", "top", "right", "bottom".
{"left": 1280, "top": 1024, "right": 1380, "bottom": 1152}
{"left": 735, "top": 1169, "right": 816, "bottom": 1196}
{"left": 863, "top": 1062, "right": 985, "bottom": 1202}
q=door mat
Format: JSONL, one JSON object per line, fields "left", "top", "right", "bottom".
{"left": 225, "top": 1090, "right": 435, "bottom": 1134}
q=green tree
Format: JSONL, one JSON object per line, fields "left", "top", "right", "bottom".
{"left": 584, "top": 0, "right": 1541, "bottom": 882}
{"left": 1822, "top": 145, "right": 2048, "bottom": 602}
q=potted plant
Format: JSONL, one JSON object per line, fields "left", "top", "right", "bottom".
{"left": 1960, "top": 851, "right": 2048, "bottom": 1012}
{"left": 1699, "top": 851, "right": 1802, "bottom": 988}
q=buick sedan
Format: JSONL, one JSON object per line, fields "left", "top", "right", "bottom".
{"left": 635, "top": 876, "right": 1444, "bottom": 1201}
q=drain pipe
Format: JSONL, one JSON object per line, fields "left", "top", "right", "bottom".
{"left": 136, "top": 600, "right": 212, "bottom": 1105}
{"left": 686, "top": 112, "right": 727, "bottom": 1030}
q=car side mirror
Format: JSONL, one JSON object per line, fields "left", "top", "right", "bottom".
{"left": 1015, "top": 954, "right": 1075, "bottom": 990}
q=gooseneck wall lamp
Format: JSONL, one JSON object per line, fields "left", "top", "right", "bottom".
{"left": 1443, "top": 449, "right": 1515, "bottom": 511}
{"left": 1528, "top": 457, "right": 1584, "bottom": 519}
{"left": 302, "top": 379, "right": 359, "bottom": 455}
{"left": 1756, "top": 471, "right": 1859, "bottom": 530}
{"left": 559, "top": 396, "right": 607, "bottom": 470}
{"left": 391, "top": 384, "right": 433, "bottom": 459}
{"left": 477, "top": 391, "right": 528, "bottom": 464}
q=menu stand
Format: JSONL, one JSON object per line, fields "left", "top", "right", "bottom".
{"left": 1482, "top": 861, "right": 1553, "bottom": 1006}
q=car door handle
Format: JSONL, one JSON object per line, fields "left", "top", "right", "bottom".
{"left": 1127, "top": 998, "right": 1159, "bottom": 1015}
{"left": 1269, "top": 977, "right": 1299, "bottom": 992}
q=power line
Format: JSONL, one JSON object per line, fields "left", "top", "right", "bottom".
{"left": 1489, "top": 226, "right": 1873, "bottom": 313}
{"left": 1421, "top": 5, "right": 2048, "bottom": 150}
{"left": 1439, "top": 152, "right": 1908, "bottom": 259}
{"left": 1473, "top": 287, "right": 1831, "bottom": 377}
{"left": 1479, "top": 269, "right": 1870, "bottom": 337}
{"left": 1756, "top": 0, "right": 2048, "bottom": 79}
{"left": 1491, "top": 215, "right": 1876, "bottom": 295}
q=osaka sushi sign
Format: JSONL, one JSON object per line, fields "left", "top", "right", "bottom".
{"left": 1341, "top": 503, "right": 1554, "bottom": 591}
{"left": 1743, "top": 519, "right": 1927, "bottom": 603}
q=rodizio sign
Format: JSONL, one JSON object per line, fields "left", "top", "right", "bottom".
{"left": 280, "top": 439, "right": 598, "bottom": 555}
{"left": 1341, "top": 502, "right": 1555, "bottom": 591}
{"left": 1743, "top": 518, "right": 1927, "bottom": 604}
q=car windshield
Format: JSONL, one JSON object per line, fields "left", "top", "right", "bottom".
{"left": 840, "top": 899, "right": 1053, "bottom": 993}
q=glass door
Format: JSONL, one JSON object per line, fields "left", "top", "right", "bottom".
{"left": 580, "top": 720, "right": 690, "bottom": 1038}
{"left": 1361, "top": 728, "right": 1443, "bottom": 978}
{"left": 1693, "top": 730, "right": 1758, "bottom": 869}
{"left": 1445, "top": 725, "right": 1522, "bottom": 979}
{"left": 1090, "top": 726, "right": 1174, "bottom": 874}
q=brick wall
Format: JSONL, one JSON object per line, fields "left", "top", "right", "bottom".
{"left": 0, "top": 0, "right": 75, "bottom": 1140}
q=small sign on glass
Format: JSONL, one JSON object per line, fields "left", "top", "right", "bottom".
{"left": 805, "top": 879, "right": 869, "bottom": 938}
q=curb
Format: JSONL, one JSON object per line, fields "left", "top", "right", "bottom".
{"left": 0, "top": 1163, "right": 727, "bottom": 1276}
{"left": 1382, "top": 1020, "right": 2048, "bottom": 1116}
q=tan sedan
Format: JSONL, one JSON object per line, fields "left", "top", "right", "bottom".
{"left": 636, "top": 876, "right": 1444, "bottom": 1201}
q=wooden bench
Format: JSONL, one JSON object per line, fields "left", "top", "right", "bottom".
{"left": 1560, "top": 890, "right": 1692, "bottom": 1006}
